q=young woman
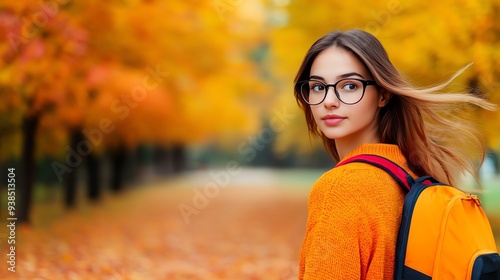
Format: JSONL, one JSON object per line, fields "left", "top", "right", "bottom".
{"left": 294, "top": 30, "right": 496, "bottom": 279}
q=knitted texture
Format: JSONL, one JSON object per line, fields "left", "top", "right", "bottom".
{"left": 299, "top": 144, "right": 416, "bottom": 279}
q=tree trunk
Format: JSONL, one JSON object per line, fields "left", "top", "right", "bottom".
{"left": 64, "top": 130, "right": 83, "bottom": 208}
{"left": 153, "top": 146, "right": 169, "bottom": 175}
{"left": 110, "top": 146, "right": 126, "bottom": 192}
{"left": 86, "top": 152, "right": 101, "bottom": 201}
{"left": 171, "top": 144, "right": 186, "bottom": 173}
{"left": 18, "top": 115, "right": 39, "bottom": 224}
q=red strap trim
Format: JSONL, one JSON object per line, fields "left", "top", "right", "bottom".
{"left": 336, "top": 154, "right": 413, "bottom": 192}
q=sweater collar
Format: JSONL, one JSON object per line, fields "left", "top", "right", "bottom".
{"left": 341, "top": 143, "right": 407, "bottom": 165}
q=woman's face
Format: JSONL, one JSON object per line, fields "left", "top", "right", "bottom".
{"left": 309, "top": 46, "right": 387, "bottom": 146}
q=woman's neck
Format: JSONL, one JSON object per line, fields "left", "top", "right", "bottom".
{"left": 335, "top": 137, "right": 381, "bottom": 160}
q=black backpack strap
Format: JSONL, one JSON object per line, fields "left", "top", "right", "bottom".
{"left": 336, "top": 154, "right": 414, "bottom": 192}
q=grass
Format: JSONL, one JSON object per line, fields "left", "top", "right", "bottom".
{"left": 479, "top": 175, "right": 500, "bottom": 250}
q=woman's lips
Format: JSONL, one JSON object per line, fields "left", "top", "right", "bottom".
{"left": 322, "top": 114, "right": 346, "bottom": 126}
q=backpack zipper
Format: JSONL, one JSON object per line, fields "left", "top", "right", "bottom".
{"left": 467, "top": 194, "right": 481, "bottom": 206}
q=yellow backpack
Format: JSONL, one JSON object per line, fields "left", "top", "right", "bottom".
{"left": 338, "top": 154, "right": 500, "bottom": 280}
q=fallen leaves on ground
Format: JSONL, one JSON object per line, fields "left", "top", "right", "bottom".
{"left": 0, "top": 175, "right": 309, "bottom": 279}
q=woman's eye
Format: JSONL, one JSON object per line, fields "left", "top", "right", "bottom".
{"left": 341, "top": 83, "right": 358, "bottom": 91}
{"left": 311, "top": 84, "right": 325, "bottom": 92}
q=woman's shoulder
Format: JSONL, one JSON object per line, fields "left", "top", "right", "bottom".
{"left": 317, "top": 161, "right": 388, "bottom": 189}
{"left": 311, "top": 158, "right": 405, "bottom": 201}
{"left": 309, "top": 143, "right": 409, "bottom": 201}
{"left": 306, "top": 163, "right": 395, "bottom": 221}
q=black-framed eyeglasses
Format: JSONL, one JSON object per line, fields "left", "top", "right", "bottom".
{"left": 298, "top": 78, "right": 377, "bottom": 105}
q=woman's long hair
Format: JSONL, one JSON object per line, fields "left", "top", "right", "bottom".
{"left": 294, "top": 29, "right": 496, "bottom": 186}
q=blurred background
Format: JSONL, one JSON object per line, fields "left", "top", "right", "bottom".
{"left": 0, "top": 0, "right": 499, "bottom": 279}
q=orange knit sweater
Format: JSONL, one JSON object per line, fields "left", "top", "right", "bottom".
{"left": 299, "top": 144, "right": 416, "bottom": 279}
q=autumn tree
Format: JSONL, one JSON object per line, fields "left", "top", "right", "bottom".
{"left": 0, "top": 0, "right": 91, "bottom": 221}
{"left": 0, "top": 0, "right": 270, "bottom": 222}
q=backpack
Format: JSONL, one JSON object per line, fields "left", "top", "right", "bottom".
{"left": 336, "top": 154, "right": 500, "bottom": 280}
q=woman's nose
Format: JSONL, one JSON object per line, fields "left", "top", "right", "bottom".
{"left": 323, "top": 88, "right": 341, "bottom": 108}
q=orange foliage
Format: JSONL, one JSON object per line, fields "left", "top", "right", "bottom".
{"left": 0, "top": 0, "right": 269, "bottom": 160}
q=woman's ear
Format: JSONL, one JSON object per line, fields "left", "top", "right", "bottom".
{"left": 378, "top": 89, "right": 392, "bottom": 107}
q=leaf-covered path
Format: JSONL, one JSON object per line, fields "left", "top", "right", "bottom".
{"left": 1, "top": 170, "right": 310, "bottom": 279}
